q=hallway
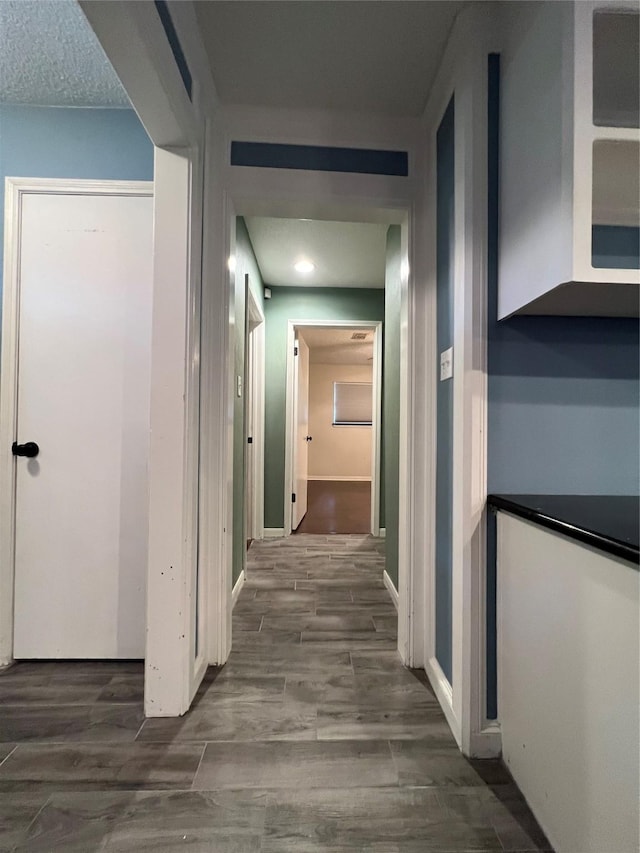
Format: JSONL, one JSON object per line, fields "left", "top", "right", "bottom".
{"left": 0, "top": 535, "right": 550, "bottom": 851}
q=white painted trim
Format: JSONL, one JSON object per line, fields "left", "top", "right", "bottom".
{"left": 370, "top": 320, "right": 384, "bottom": 538}
{"left": 470, "top": 722, "right": 502, "bottom": 760}
{"left": 201, "top": 126, "right": 233, "bottom": 672}
{"left": 264, "top": 528, "right": 285, "bottom": 538}
{"left": 383, "top": 571, "right": 399, "bottom": 610}
{"left": 425, "top": 656, "right": 459, "bottom": 744}
{"left": 284, "top": 320, "right": 383, "bottom": 538}
{"left": 145, "top": 148, "right": 202, "bottom": 717}
{"left": 419, "top": 3, "right": 497, "bottom": 757}
{"left": 186, "top": 141, "right": 209, "bottom": 708}
{"left": 308, "top": 476, "right": 372, "bottom": 482}
{"left": 81, "top": 5, "right": 218, "bottom": 715}
{"left": 231, "top": 570, "right": 246, "bottom": 608}
{"left": 396, "top": 214, "right": 413, "bottom": 670}
{"left": 79, "top": 0, "right": 199, "bottom": 147}
{"left": 0, "top": 178, "right": 153, "bottom": 669}
{"left": 379, "top": 527, "right": 387, "bottom": 538}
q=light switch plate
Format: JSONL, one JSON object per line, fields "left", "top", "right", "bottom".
{"left": 440, "top": 347, "right": 453, "bottom": 381}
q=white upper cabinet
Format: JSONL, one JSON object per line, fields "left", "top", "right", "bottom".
{"left": 498, "top": 1, "right": 639, "bottom": 318}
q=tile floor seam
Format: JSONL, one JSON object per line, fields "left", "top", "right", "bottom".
{"left": 189, "top": 742, "right": 208, "bottom": 790}
{"left": 0, "top": 745, "right": 17, "bottom": 768}
{"left": 9, "top": 791, "right": 53, "bottom": 853}
{"left": 132, "top": 717, "right": 148, "bottom": 741}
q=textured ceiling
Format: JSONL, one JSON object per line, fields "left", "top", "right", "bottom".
{"left": 298, "top": 327, "right": 375, "bottom": 365}
{"left": 245, "top": 217, "right": 387, "bottom": 288}
{"left": 195, "top": 1, "right": 466, "bottom": 117}
{"left": 0, "top": 1, "right": 130, "bottom": 108}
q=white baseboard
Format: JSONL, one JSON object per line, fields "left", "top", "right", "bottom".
{"left": 424, "top": 657, "right": 501, "bottom": 759}
{"left": 378, "top": 527, "right": 386, "bottom": 538}
{"left": 232, "top": 570, "right": 245, "bottom": 608}
{"left": 425, "top": 655, "right": 460, "bottom": 748}
{"left": 264, "top": 528, "right": 285, "bottom": 538}
{"left": 308, "top": 476, "right": 372, "bottom": 482}
{"left": 383, "top": 570, "right": 398, "bottom": 610}
{"left": 469, "top": 722, "right": 502, "bottom": 759}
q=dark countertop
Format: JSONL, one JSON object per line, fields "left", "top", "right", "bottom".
{"left": 488, "top": 494, "right": 639, "bottom": 566}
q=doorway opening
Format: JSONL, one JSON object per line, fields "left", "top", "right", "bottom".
{"left": 287, "top": 323, "right": 382, "bottom": 536}
{"left": 221, "top": 203, "right": 413, "bottom": 681}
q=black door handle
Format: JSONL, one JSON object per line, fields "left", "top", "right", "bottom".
{"left": 12, "top": 441, "right": 39, "bottom": 458}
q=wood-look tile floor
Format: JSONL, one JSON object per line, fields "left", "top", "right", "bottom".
{"left": 0, "top": 535, "right": 553, "bottom": 852}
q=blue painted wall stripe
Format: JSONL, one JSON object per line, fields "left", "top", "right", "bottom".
{"left": 230, "top": 141, "right": 409, "bottom": 177}
{"left": 435, "top": 96, "right": 455, "bottom": 684}
{"left": 154, "top": 0, "right": 193, "bottom": 101}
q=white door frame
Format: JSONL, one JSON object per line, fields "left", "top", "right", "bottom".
{"left": 212, "top": 189, "right": 417, "bottom": 671}
{"left": 245, "top": 281, "right": 265, "bottom": 543}
{"left": 0, "top": 178, "right": 153, "bottom": 667}
{"left": 81, "top": 0, "right": 214, "bottom": 716}
{"left": 283, "top": 319, "right": 383, "bottom": 538}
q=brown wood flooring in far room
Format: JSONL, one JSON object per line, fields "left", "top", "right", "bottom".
{"left": 295, "top": 480, "right": 371, "bottom": 535}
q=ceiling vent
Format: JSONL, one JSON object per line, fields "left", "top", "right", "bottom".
{"left": 350, "top": 332, "right": 368, "bottom": 341}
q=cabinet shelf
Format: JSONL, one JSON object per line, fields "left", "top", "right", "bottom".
{"left": 498, "top": 1, "right": 640, "bottom": 318}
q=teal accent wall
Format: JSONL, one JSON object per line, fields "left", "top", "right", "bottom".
{"left": 264, "top": 286, "right": 385, "bottom": 529}
{"left": 232, "top": 218, "right": 265, "bottom": 584}
{"left": 0, "top": 106, "right": 153, "bottom": 319}
{"left": 383, "top": 226, "right": 402, "bottom": 587}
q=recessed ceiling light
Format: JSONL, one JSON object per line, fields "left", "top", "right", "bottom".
{"left": 294, "top": 260, "right": 315, "bottom": 274}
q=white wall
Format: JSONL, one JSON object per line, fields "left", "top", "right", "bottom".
{"left": 308, "top": 363, "right": 373, "bottom": 480}
{"left": 498, "top": 512, "right": 640, "bottom": 853}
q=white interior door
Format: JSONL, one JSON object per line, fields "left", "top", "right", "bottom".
{"left": 292, "top": 334, "right": 310, "bottom": 529}
{"left": 11, "top": 186, "right": 153, "bottom": 659}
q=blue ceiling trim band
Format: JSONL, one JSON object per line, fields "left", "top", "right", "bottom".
{"left": 154, "top": 1, "right": 193, "bottom": 101}
{"left": 231, "top": 141, "right": 409, "bottom": 177}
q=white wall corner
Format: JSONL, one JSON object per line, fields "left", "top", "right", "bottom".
{"left": 231, "top": 570, "right": 245, "bottom": 609}
{"left": 468, "top": 722, "right": 502, "bottom": 759}
{"left": 425, "top": 656, "right": 461, "bottom": 749}
{"left": 383, "top": 570, "right": 399, "bottom": 610}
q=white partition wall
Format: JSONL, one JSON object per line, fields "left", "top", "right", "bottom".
{"left": 81, "top": 1, "right": 218, "bottom": 716}
{"left": 498, "top": 512, "right": 640, "bottom": 853}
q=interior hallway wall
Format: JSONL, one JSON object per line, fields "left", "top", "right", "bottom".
{"left": 232, "top": 217, "right": 265, "bottom": 584}
{"left": 0, "top": 105, "right": 153, "bottom": 343}
{"left": 488, "top": 316, "right": 640, "bottom": 495}
{"left": 308, "top": 362, "right": 373, "bottom": 480}
{"left": 263, "top": 286, "right": 384, "bottom": 530}
{"left": 383, "top": 226, "right": 401, "bottom": 588}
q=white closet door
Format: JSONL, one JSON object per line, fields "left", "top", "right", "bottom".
{"left": 12, "top": 188, "right": 153, "bottom": 659}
